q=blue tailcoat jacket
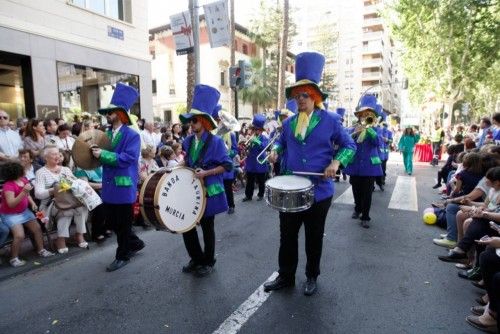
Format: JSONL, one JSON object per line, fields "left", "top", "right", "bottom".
{"left": 245, "top": 133, "right": 269, "bottom": 174}
{"left": 99, "top": 126, "right": 141, "bottom": 204}
{"left": 275, "top": 109, "right": 356, "bottom": 202}
{"left": 183, "top": 131, "right": 233, "bottom": 217}
{"left": 344, "top": 126, "right": 383, "bottom": 177}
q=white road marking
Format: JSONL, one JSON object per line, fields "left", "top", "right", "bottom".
{"left": 334, "top": 186, "right": 354, "bottom": 205}
{"left": 388, "top": 176, "right": 418, "bottom": 212}
{"left": 213, "top": 271, "right": 279, "bottom": 334}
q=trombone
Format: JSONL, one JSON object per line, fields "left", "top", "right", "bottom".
{"left": 256, "top": 130, "right": 281, "bottom": 164}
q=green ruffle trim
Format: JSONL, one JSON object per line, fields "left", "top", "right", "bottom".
{"left": 272, "top": 144, "right": 283, "bottom": 154}
{"left": 114, "top": 176, "right": 132, "bottom": 186}
{"left": 371, "top": 156, "right": 382, "bottom": 165}
{"left": 250, "top": 136, "right": 262, "bottom": 147}
{"left": 334, "top": 148, "right": 355, "bottom": 167}
{"left": 100, "top": 150, "right": 118, "bottom": 166}
{"left": 206, "top": 183, "right": 225, "bottom": 197}
{"left": 366, "top": 127, "right": 377, "bottom": 139}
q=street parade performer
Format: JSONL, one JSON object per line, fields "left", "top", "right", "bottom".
{"left": 93, "top": 82, "right": 145, "bottom": 272}
{"left": 179, "top": 84, "right": 233, "bottom": 277}
{"left": 344, "top": 94, "right": 383, "bottom": 229}
{"left": 266, "top": 51, "right": 356, "bottom": 296}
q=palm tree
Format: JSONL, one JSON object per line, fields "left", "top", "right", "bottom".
{"left": 186, "top": 0, "right": 196, "bottom": 109}
{"left": 277, "top": 0, "right": 289, "bottom": 109}
{"left": 240, "top": 58, "right": 274, "bottom": 114}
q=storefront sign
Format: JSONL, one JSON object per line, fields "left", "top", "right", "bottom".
{"left": 37, "top": 105, "right": 59, "bottom": 120}
{"left": 170, "top": 11, "right": 194, "bottom": 55}
{"left": 107, "top": 26, "right": 124, "bottom": 40}
{"left": 203, "top": 0, "right": 230, "bottom": 48}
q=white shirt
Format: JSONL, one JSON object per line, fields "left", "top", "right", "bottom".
{"left": 141, "top": 129, "right": 156, "bottom": 148}
{"left": 54, "top": 136, "right": 75, "bottom": 151}
{"left": 0, "top": 127, "right": 23, "bottom": 158}
{"left": 112, "top": 125, "right": 123, "bottom": 141}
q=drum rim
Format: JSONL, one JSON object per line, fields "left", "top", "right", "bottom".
{"left": 265, "top": 175, "right": 314, "bottom": 191}
{"left": 153, "top": 166, "right": 207, "bottom": 234}
{"left": 139, "top": 172, "right": 157, "bottom": 226}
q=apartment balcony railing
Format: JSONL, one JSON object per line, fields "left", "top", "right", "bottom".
{"left": 363, "top": 17, "right": 383, "bottom": 28}
{"left": 362, "top": 31, "right": 383, "bottom": 41}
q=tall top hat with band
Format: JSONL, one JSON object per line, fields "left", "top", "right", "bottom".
{"left": 285, "top": 52, "right": 328, "bottom": 101}
{"left": 98, "top": 82, "right": 139, "bottom": 124}
{"left": 336, "top": 107, "right": 346, "bottom": 118}
{"left": 355, "top": 94, "right": 378, "bottom": 117}
{"left": 251, "top": 114, "right": 266, "bottom": 129}
{"left": 180, "top": 84, "right": 220, "bottom": 130}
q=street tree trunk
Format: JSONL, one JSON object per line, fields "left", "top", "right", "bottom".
{"left": 277, "top": 0, "right": 289, "bottom": 110}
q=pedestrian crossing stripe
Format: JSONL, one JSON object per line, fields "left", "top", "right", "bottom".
{"left": 334, "top": 176, "right": 418, "bottom": 212}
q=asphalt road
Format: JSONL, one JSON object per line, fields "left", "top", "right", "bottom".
{"left": 0, "top": 154, "right": 482, "bottom": 334}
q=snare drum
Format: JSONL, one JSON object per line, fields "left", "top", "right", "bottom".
{"left": 265, "top": 175, "right": 314, "bottom": 212}
{"left": 139, "top": 167, "right": 206, "bottom": 233}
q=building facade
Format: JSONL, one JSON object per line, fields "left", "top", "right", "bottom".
{"left": 0, "top": 0, "right": 152, "bottom": 123}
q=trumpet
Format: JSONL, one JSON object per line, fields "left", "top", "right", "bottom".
{"left": 256, "top": 130, "right": 280, "bottom": 164}
{"left": 243, "top": 135, "right": 257, "bottom": 147}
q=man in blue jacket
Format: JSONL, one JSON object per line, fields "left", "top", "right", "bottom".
{"left": 344, "top": 94, "right": 383, "bottom": 229}
{"left": 265, "top": 52, "right": 356, "bottom": 296}
{"left": 179, "top": 84, "right": 233, "bottom": 277}
{"left": 93, "top": 83, "right": 145, "bottom": 272}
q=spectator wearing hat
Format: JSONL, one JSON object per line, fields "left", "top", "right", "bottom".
{"left": 92, "top": 82, "right": 145, "bottom": 272}
{"left": 179, "top": 84, "right": 233, "bottom": 277}
{"left": 242, "top": 114, "right": 270, "bottom": 202}
{"left": 344, "top": 94, "right": 384, "bottom": 228}
{"left": 265, "top": 52, "right": 356, "bottom": 296}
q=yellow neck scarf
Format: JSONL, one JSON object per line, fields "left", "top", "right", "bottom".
{"left": 294, "top": 112, "right": 310, "bottom": 139}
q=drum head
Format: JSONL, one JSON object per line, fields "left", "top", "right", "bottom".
{"left": 266, "top": 175, "right": 312, "bottom": 191}
{"left": 154, "top": 167, "right": 206, "bottom": 233}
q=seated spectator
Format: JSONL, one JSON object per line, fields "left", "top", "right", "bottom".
{"left": 43, "top": 119, "right": 58, "bottom": 146}
{"left": 34, "top": 146, "right": 88, "bottom": 254}
{"left": 0, "top": 109, "right": 23, "bottom": 161}
{"left": 450, "top": 152, "right": 483, "bottom": 198}
{"left": 0, "top": 162, "right": 54, "bottom": 266}
{"left": 466, "top": 237, "right": 500, "bottom": 332}
{"left": 171, "top": 142, "right": 184, "bottom": 164}
{"left": 438, "top": 167, "right": 500, "bottom": 264}
{"left": 74, "top": 166, "right": 109, "bottom": 242}
{"left": 464, "top": 137, "right": 476, "bottom": 151}
{"left": 23, "top": 119, "right": 46, "bottom": 159}
{"left": 433, "top": 144, "right": 462, "bottom": 189}
{"left": 18, "top": 149, "right": 41, "bottom": 182}
{"left": 172, "top": 123, "right": 183, "bottom": 143}
{"left": 139, "top": 146, "right": 159, "bottom": 183}
{"left": 155, "top": 145, "right": 170, "bottom": 168}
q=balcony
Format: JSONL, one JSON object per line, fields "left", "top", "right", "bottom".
{"left": 362, "top": 43, "right": 383, "bottom": 55}
{"left": 363, "top": 17, "right": 383, "bottom": 29}
{"left": 362, "top": 58, "right": 383, "bottom": 68}
{"left": 362, "top": 71, "right": 383, "bottom": 81}
{"left": 362, "top": 31, "right": 383, "bottom": 41}
{"left": 364, "top": 3, "right": 382, "bottom": 15}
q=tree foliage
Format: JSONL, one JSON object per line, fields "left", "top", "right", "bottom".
{"left": 387, "top": 0, "right": 499, "bottom": 120}
{"left": 240, "top": 58, "right": 274, "bottom": 114}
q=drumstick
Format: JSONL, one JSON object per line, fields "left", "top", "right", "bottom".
{"left": 292, "top": 171, "right": 325, "bottom": 177}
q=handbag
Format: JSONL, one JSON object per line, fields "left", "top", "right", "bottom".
{"left": 53, "top": 181, "right": 83, "bottom": 210}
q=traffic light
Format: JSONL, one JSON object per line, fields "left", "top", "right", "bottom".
{"left": 402, "top": 78, "right": 409, "bottom": 89}
{"left": 229, "top": 66, "right": 241, "bottom": 89}
{"left": 238, "top": 60, "right": 252, "bottom": 89}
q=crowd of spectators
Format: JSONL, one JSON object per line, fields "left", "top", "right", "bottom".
{"left": 428, "top": 112, "right": 500, "bottom": 332}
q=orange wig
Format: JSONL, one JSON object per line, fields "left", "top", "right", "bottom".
{"left": 290, "top": 85, "right": 324, "bottom": 108}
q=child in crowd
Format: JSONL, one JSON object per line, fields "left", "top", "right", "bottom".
{"left": 139, "top": 146, "right": 159, "bottom": 183}
{"left": 171, "top": 142, "right": 184, "bottom": 164}
{"left": 0, "top": 162, "right": 53, "bottom": 266}
{"left": 163, "top": 146, "right": 179, "bottom": 168}
{"left": 450, "top": 152, "right": 483, "bottom": 198}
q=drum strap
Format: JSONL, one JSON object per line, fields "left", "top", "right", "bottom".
{"left": 189, "top": 133, "right": 213, "bottom": 169}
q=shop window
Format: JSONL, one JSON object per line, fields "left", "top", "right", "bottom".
{"left": 57, "top": 61, "right": 140, "bottom": 122}
{"left": 220, "top": 71, "right": 225, "bottom": 86}
{"left": 69, "top": 0, "right": 131, "bottom": 23}
{"left": 152, "top": 79, "right": 157, "bottom": 94}
{"left": 242, "top": 44, "right": 248, "bottom": 55}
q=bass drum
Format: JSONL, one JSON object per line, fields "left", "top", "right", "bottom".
{"left": 139, "top": 167, "right": 206, "bottom": 233}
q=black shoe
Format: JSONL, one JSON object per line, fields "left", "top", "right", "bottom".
{"left": 195, "top": 265, "right": 213, "bottom": 277}
{"left": 263, "top": 276, "right": 294, "bottom": 292}
{"left": 458, "top": 267, "right": 482, "bottom": 281}
{"left": 438, "top": 249, "right": 466, "bottom": 263}
{"left": 227, "top": 207, "right": 235, "bottom": 214}
{"left": 129, "top": 242, "right": 145, "bottom": 257}
{"left": 471, "top": 280, "right": 485, "bottom": 289}
{"left": 242, "top": 197, "right": 252, "bottom": 202}
{"left": 378, "top": 185, "right": 384, "bottom": 192}
{"left": 182, "top": 260, "right": 199, "bottom": 273}
{"left": 432, "top": 184, "right": 442, "bottom": 189}
{"left": 351, "top": 211, "right": 360, "bottom": 219}
{"left": 106, "top": 259, "right": 129, "bottom": 272}
{"left": 257, "top": 196, "right": 264, "bottom": 201}
{"left": 334, "top": 177, "right": 339, "bottom": 183}
{"left": 304, "top": 277, "right": 317, "bottom": 296}
{"left": 361, "top": 220, "right": 370, "bottom": 229}
{"left": 342, "top": 174, "right": 347, "bottom": 181}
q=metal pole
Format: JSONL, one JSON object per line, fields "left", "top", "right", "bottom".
{"left": 192, "top": 0, "right": 200, "bottom": 85}
{"left": 234, "top": 88, "right": 239, "bottom": 120}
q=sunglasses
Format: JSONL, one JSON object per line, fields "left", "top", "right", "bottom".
{"left": 293, "top": 92, "right": 311, "bottom": 100}
{"left": 189, "top": 117, "right": 199, "bottom": 124}
{"left": 0, "top": 116, "right": 8, "bottom": 120}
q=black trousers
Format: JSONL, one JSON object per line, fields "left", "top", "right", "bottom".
{"left": 278, "top": 197, "right": 332, "bottom": 280}
{"left": 479, "top": 248, "right": 500, "bottom": 323}
{"left": 432, "top": 142, "right": 441, "bottom": 157}
{"left": 458, "top": 218, "right": 499, "bottom": 254}
{"left": 182, "top": 216, "right": 215, "bottom": 266}
{"left": 350, "top": 176, "right": 375, "bottom": 221}
{"left": 375, "top": 159, "right": 388, "bottom": 186}
{"left": 90, "top": 203, "right": 107, "bottom": 239}
{"left": 245, "top": 172, "right": 266, "bottom": 199}
{"left": 223, "top": 179, "right": 235, "bottom": 208}
{"left": 105, "top": 203, "right": 144, "bottom": 261}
